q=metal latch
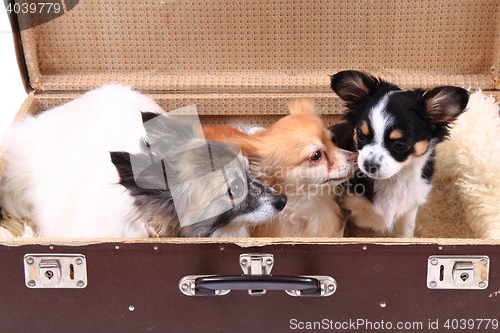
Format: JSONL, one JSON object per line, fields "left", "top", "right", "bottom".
{"left": 240, "top": 254, "right": 274, "bottom": 295}
{"left": 24, "top": 254, "right": 87, "bottom": 289}
{"left": 178, "top": 253, "right": 337, "bottom": 297}
{"left": 427, "top": 255, "right": 489, "bottom": 290}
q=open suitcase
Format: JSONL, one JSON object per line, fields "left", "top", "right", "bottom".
{"left": 2, "top": 1, "right": 500, "bottom": 331}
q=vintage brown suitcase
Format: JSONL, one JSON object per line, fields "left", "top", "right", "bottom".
{"left": 2, "top": 1, "right": 500, "bottom": 332}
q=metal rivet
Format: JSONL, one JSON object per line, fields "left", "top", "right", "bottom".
{"left": 380, "top": 302, "right": 387, "bottom": 308}
{"left": 181, "top": 283, "right": 189, "bottom": 291}
{"left": 266, "top": 259, "right": 273, "bottom": 266}
{"left": 49, "top": 246, "right": 54, "bottom": 250}
{"left": 219, "top": 246, "right": 224, "bottom": 251}
{"left": 431, "top": 258, "right": 438, "bottom": 266}
{"left": 115, "top": 246, "right": 120, "bottom": 250}
{"left": 76, "top": 280, "right": 85, "bottom": 287}
{"left": 429, "top": 281, "right": 437, "bottom": 288}
{"left": 25, "top": 257, "right": 34, "bottom": 265}
{"left": 438, "top": 246, "right": 443, "bottom": 250}
{"left": 27, "top": 279, "right": 36, "bottom": 287}
{"left": 328, "top": 284, "right": 335, "bottom": 291}
{"left": 153, "top": 246, "right": 158, "bottom": 251}
{"left": 479, "top": 282, "right": 487, "bottom": 288}
{"left": 129, "top": 305, "right": 135, "bottom": 312}
{"left": 362, "top": 246, "right": 367, "bottom": 250}
{"left": 75, "top": 258, "right": 83, "bottom": 265}
{"left": 241, "top": 259, "right": 247, "bottom": 266}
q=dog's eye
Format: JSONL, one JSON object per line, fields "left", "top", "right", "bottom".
{"left": 392, "top": 141, "right": 409, "bottom": 153}
{"left": 310, "top": 151, "right": 322, "bottom": 161}
{"left": 356, "top": 131, "right": 366, "bottom": 142}
{"left": 229, "top": 179, "right": 244, "bottom": 199}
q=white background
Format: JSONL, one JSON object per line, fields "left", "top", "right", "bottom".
{"left": 0, "top": 10, "right": 28, "bottom": 143}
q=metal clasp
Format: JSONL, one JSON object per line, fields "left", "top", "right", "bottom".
{"left": 239, "top": 254, "right": 274, "bottom": 296}
{"left": 24, "top": 254, "right": 87, "bottom": 289}
{"left": 427, "top": 255, "right": 489, "bottom": 290}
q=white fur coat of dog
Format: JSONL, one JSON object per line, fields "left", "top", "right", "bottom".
{"left": 0, "top": 85, "right": 164, "bottom": 237}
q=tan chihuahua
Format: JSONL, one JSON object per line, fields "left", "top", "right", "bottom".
{"left": 202, "top": 99, "right": 358, "bottom": 237}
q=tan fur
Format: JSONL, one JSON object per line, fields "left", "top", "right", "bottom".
{"left": 202, "top": 98, "right": 357, "bottom": 237}
{"left": 199, "top": 125, "right": 252, "bottom": 143}
{"left": 287, "top": 98, "right": 318, "bottom": 115}
{"left": 389, "top": 130, "right": 402, "bottom": 140}
{"left": 412, "top": 140, "right": 430, "bottom": 157}
{"left": 361, "top": 122, "right": 369, "bottom": 136}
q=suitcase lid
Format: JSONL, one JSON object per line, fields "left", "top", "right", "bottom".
{"left": 10, "top": 0, "right": 500, "bottom": 94}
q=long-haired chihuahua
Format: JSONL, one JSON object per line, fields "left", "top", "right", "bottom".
{"left": 203, "top": 98, "right": 358, "bottom": 237}
{"left": 329, "top": 70, "right": 469, "bottom": 237}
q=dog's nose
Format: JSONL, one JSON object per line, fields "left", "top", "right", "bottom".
{"left": 273, "top": 194, "right": 287, "bottom": 211}
{"left": 363, "top": 160, "right": 379, "bottom": 174}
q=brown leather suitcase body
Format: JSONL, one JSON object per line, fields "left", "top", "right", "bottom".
{"left": 1, "top": 1, "right": 500, "bottom": 332}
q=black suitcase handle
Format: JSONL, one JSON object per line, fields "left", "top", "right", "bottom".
{"left": 179, "top": 274, "right": 336, "bottom": 297}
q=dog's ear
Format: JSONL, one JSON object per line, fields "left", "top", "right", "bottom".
{"left": 328, "top": 122, "right": 357, "bottom": 152}
{"left": 330, "top": 71, "right": 385, "bottom": 103}
{"left": 230, "top": 137, "right": 264, "bottom": 163}
{"left": 141, "top": 111, "right": 161, "bottom": 124}
{"left": 110, "top": 151, "right": 168, "bottom": 195}
{"left": 110, "top": 152, "right": 136, "bottom": 189}
{"left": 423, "top": 86, "right": 469, "bottom": 124}
{"left": 288, "top": 98, "right": 317, "bottom": 115}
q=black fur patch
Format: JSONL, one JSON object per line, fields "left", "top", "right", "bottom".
{"left": 421, "top": 152, "right": 435, "bottom": 183}
{"left": 328, "top": 122, "right": 357, "bottom": 152}
{"left": 141, "top": 111, "right": 161, "bottom": 124}
{"left": 339, "top": 170, "right": 375, "bottom": 203}
{"left": 328, "top": 121, "right": 374, "bottom": 203}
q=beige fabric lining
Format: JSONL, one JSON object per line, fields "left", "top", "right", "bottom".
{"left": 17, "top": 0, "right": 500, "bottom": 92}
{"left": 4, "top": 0, "right": 500, "bottom": 241}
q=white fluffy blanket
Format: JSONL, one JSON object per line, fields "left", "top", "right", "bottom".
{"left": 416, "top": 91, "right": 500, "bottom": 238}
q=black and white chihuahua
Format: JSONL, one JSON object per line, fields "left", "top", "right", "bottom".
{"left": 329, "top": 70, "right": 469, "bottom": 237}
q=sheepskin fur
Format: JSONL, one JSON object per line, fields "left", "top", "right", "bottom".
{"left": 415, "top": 91, "right": 500, "bottom": 239}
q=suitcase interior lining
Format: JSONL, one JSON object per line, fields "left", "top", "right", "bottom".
{"left": 3, "top": 0, "right": 500, "bottom": 242}
{"left": 17, "top": 0, "right": 500, "bottom": 93}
